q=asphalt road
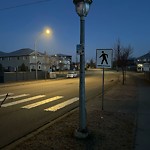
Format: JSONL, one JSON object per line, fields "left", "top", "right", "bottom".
{"left": 0, "top": 70, "right": 119, "bottom": 148}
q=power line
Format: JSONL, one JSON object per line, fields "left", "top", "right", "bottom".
{"left": 0, "top": 0, "right": 53, "bottom": 11}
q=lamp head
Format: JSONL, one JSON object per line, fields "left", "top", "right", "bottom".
{"left": 73, "top": 0, "right": 93, "bottom": 17}
{"left": 73, "top": 0, "right": 93, "bottom": 5}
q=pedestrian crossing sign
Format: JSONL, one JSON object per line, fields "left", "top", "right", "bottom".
{"left": 96, "top": 49, "right": 113, "bottom": 68}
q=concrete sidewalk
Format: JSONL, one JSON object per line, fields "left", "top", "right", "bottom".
{"left": 135, "top": 76, "right": 150, "bottom": 150}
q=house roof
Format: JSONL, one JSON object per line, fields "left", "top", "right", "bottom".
{"left": 137, "top": 52, "right": 150, "bottom": 60}
{"left": 0, "top": 51, "right": 7, "bottom": 56}
{"left": 0, "top": 48, "right": 42, "bottom": 57}
{"left": 0, "top": 49, "right": 71, "bottom": 58}
{"left": 7, "top": 48, "right": 34, "bottom": 57}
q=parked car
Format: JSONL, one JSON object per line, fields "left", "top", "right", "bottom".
{"left": 66, "top": 72, "right": 78, "bottom": 78}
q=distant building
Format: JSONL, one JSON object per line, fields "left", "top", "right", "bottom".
{"left": 49, "top": 54, "right": 72, "bottom": 71}
{"left": 0, "top": 48, "right": 49, "bottom": 72}
{"left": 136, "top": 52, "right": 150, "bottom": 72}
{"left": 0, "top": 49, "right": 72, "bottom": 72}
{"left": 137, "top": 52, "right": 150, "bottom": 63}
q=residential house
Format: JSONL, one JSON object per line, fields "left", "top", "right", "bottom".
{"left": 0, "top": 48, "right": 49, "bottom": 72}
{"left": 136, "top": 52, "right": 150, "bottom": 72}
{"left": 49, "top": 54, "right": 72, "bottom": 71}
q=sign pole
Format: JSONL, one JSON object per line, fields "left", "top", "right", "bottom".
{"left": 96, "top": 49, "right": 113, "bottom": 111}
{"left": 102, "top": 67, "right": 104, "bottom": 110}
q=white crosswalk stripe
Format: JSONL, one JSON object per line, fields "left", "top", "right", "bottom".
{"left": 44, "top": 97, "right": 79, "bottom": 112}
{"left": 1, "top": 92, "right": 79, "bottom": 112}
{"left": 0, "top": 94, "right": 29, "bottom": 102}
{"left": 22, "top": 96, "right": 63, "bottom": 109}
{"left": 0, "top": 93, "right": 14, "bottom": 97}
{"left": 1, "top": 95, "right": 46, "bottom": 107}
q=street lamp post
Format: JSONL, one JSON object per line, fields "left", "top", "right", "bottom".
{"left": 34, "top": 39, "right": 38, "bottom": 80}
{"left": 73, "top": 0, "right": 93, "bottom": 138}
{"left": 34, "top": 28, "right": 52, "bottom": 80}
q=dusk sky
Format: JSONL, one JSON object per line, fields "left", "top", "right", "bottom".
{"left": 0, "top": 0, "right": 150, "bottom": 61}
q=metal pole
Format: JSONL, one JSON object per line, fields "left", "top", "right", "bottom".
{"left": 34, "top": 42, "right": 37, "bottom": 80}
{"left": 79, "top": 16, "right": 87, "bottom": 132}
{"left": 102, "top": 68, "right": 104, "bottom": 110}
{"left": 44, "top": 52, "right": 47, "bottom": 79}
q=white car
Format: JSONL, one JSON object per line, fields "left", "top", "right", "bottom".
{"left": 66, "top": 72, "right": 78, "bottom": 78}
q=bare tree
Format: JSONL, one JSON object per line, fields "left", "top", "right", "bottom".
{"left": 114, "top": 39, "right": 133, "bottom": 84}
{"left": 89, "top": 58, "right": 96, "bottom": 68}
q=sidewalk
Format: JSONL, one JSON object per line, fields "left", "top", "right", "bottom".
{"left": 2, "top": 73, "right": 149, "bottom": 150}
{"left": 135, "top": 75, "right": 150, "bottom": 150}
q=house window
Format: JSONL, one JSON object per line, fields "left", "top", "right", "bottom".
{"left": 17, "top": 56, "right": 20, "bottom": 60}
{"left": 23, "top": 56, "right": 27, "bottom": 60}
{"left": 8, "top": 57, "right": 11, "bottom": 61}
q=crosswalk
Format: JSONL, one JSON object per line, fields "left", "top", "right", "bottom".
{"left": 22, "top": 96, "right": 63, "bottom": 109}
{"left": 1, "top": 95, "right": 46, "bottom": 107}
{"left": 0, "top": 93, "right": 14, "bottom": 98}
{"left": 0, "top": 94, "right": 29, "bottom": 102}
{"left": 0, "top": 93, "right": 79, "bottom": 112}
{"left": 45, "top": 97, "right": 79, "bottom": 112}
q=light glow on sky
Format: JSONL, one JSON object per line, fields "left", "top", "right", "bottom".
{"left": 0, "top": 0, "right": 150, "bottom": 61}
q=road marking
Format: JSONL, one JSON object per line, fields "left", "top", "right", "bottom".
{"left": 22, "top": 96, "right": 63, "bottom": 109}
{"left": 44, "top": 97, "right": 79, "bottom": 112}
{"left": 0, "top": 94, "right": 29, "bottom": 102}
{"left": 0, "top": 93, "right": 14, "bottom": 97}
{"left": 1, "top": 95, "right": 46, "bottom": 107}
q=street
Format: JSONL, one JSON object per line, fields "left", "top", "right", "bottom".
{"left": 0, "top": 70, "right": 118, "bottom": 148}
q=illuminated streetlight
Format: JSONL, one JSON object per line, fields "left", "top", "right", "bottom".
{"left": 43, "top": 27, "right": 53, "bottom": 38}
{"left": 73, "top": 0, "right": 93, "bottom": 138}
{"left": 46, "top": 29, "right": 50, "bottom": 34}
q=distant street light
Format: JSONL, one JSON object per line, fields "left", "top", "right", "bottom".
{"left": 73, "top": 0, "right": 93, "bottom": 138}
{"left": 46, "top": 29, "right": 50, "bottom": 34}
{"left": 34, "top": 28, "right": 52, "bottom": 80}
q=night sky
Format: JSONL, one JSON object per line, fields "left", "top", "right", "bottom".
{"left": 0, "top": 0, "right": 150, "bottom": 61}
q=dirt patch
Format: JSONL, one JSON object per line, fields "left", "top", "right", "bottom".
{"left": 13, "top": 109, "right": 135, "bottom": 150}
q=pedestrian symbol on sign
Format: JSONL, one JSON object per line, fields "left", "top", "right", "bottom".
{"left": 99, "top": 51, "right": 108, "bottom": 64}
{"left": 96, "top": 49, "right": 113, "bottom": 68}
